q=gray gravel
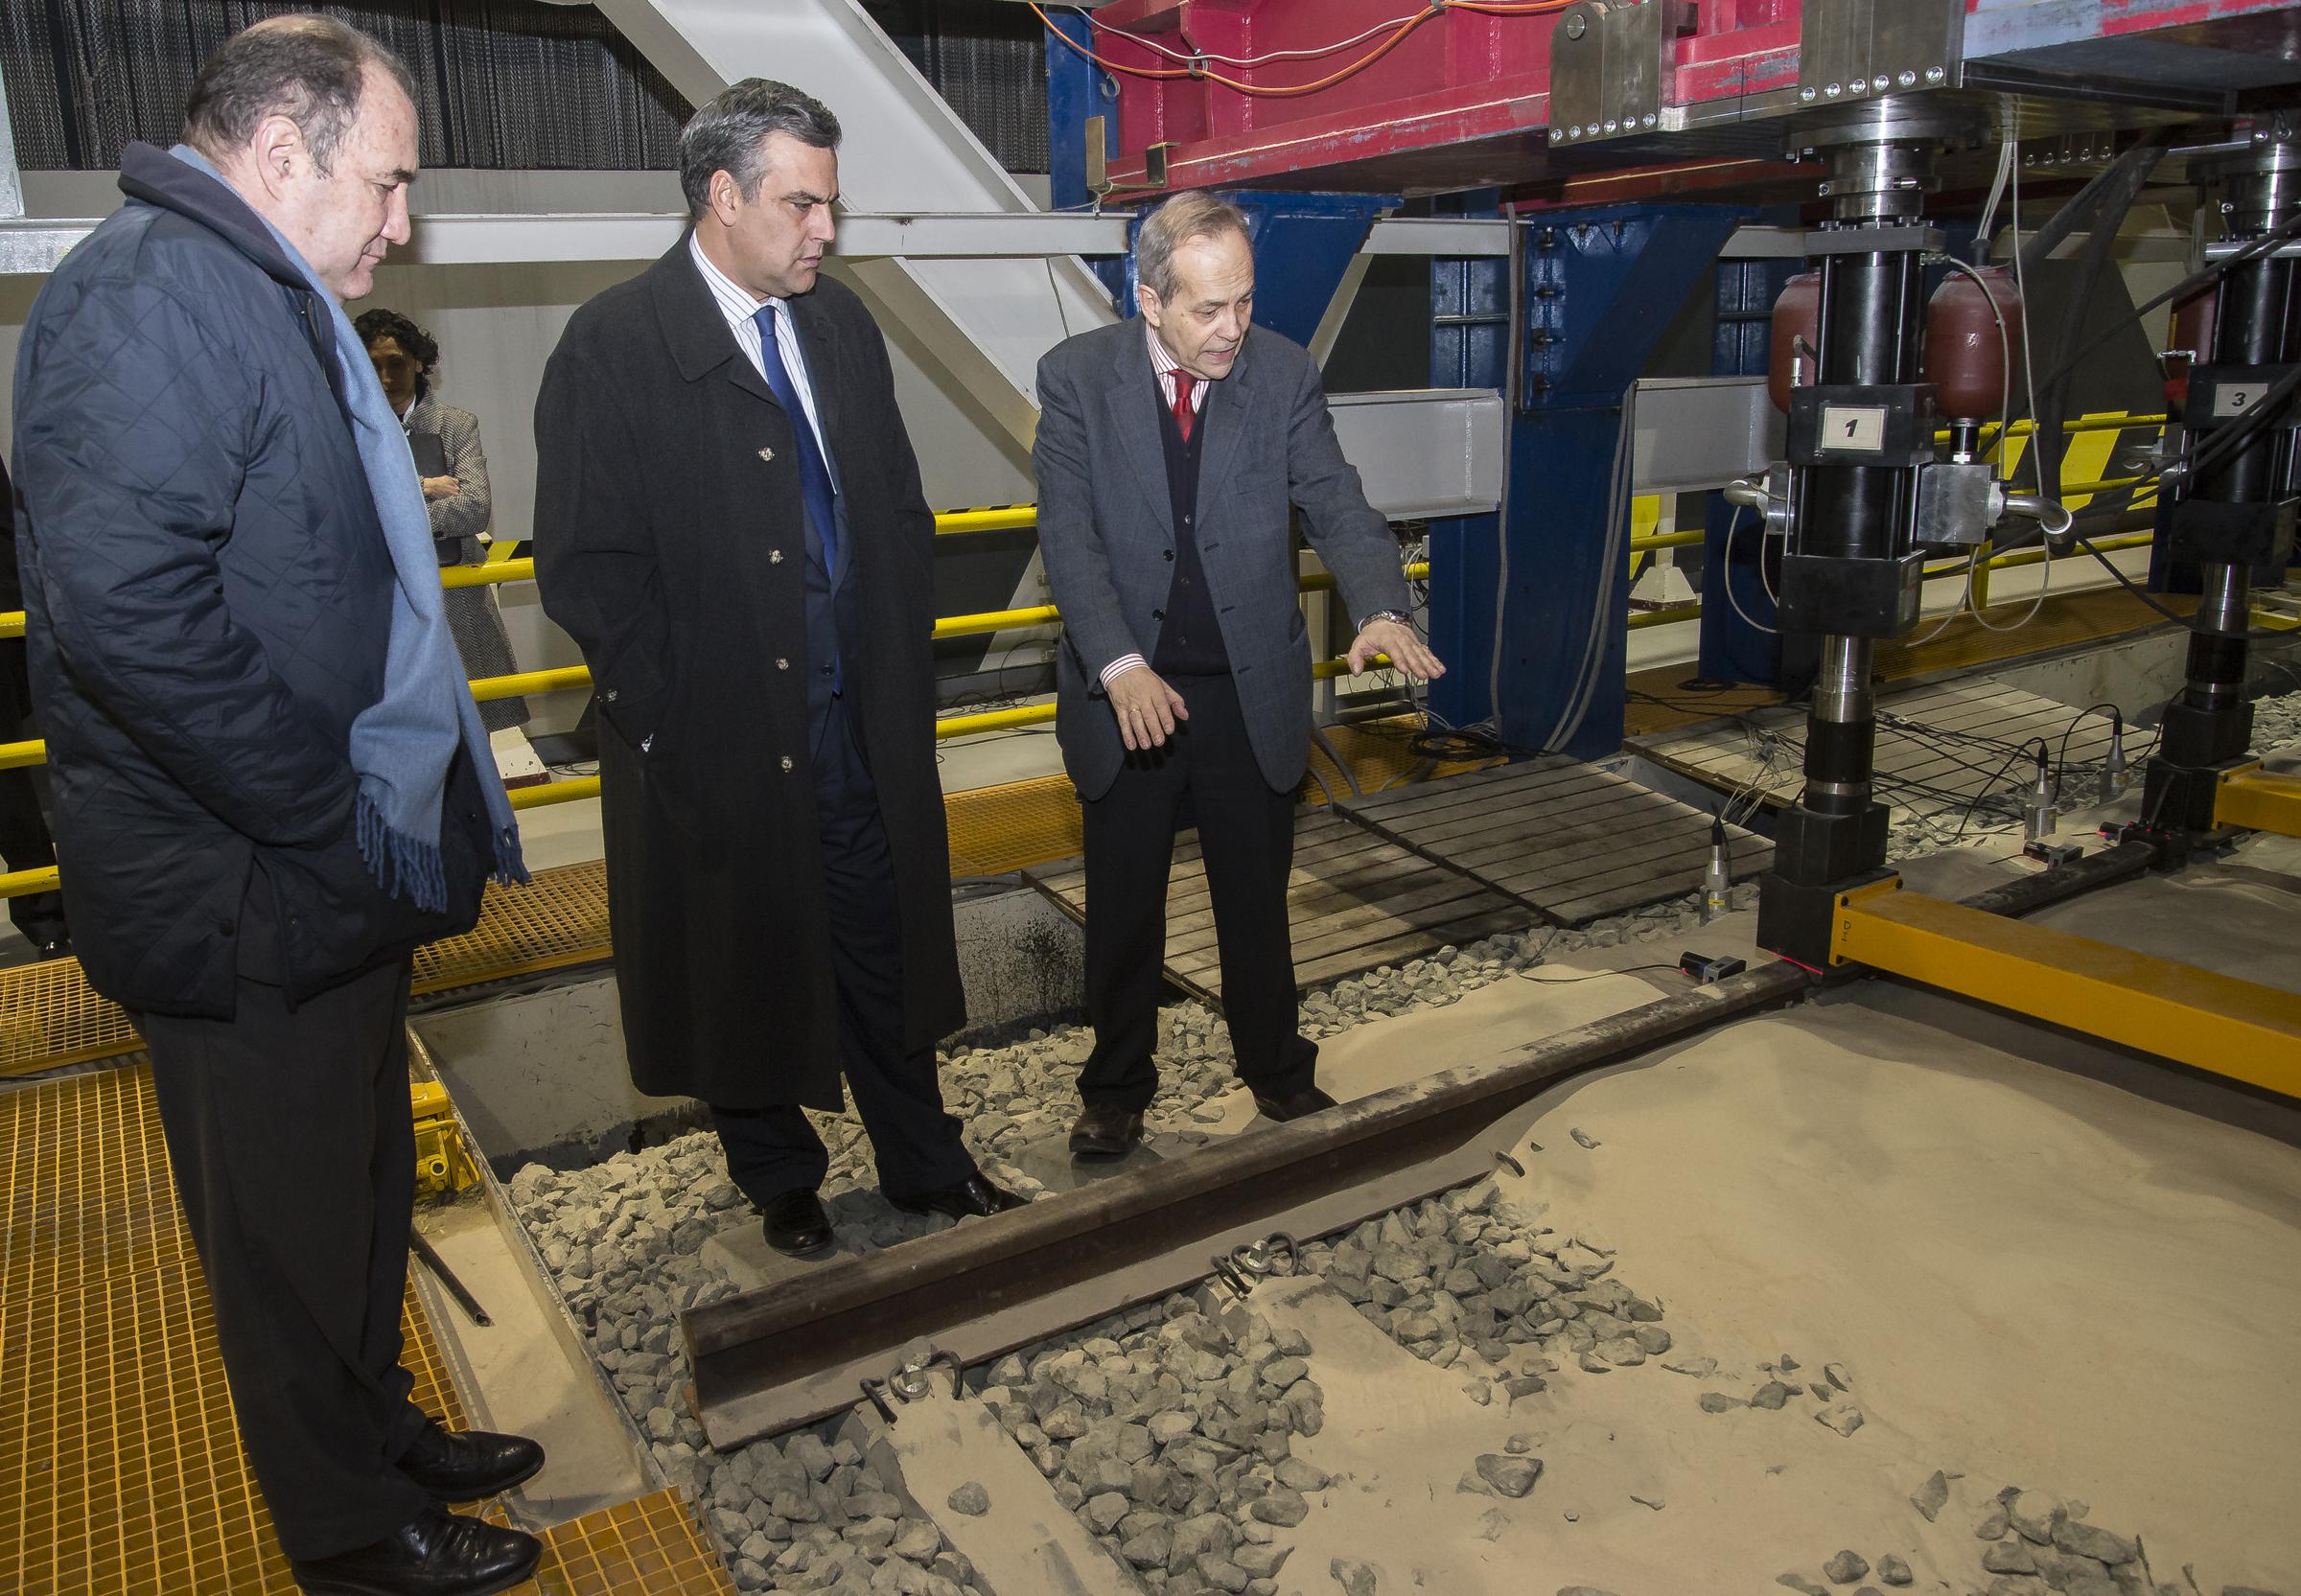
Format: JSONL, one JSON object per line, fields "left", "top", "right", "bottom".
{"left": 971, "top": 1290, "right": 1324, "bottom": 1594}
{"left": 1966, "top": 1486, "right": 2183, "bottom": 1596}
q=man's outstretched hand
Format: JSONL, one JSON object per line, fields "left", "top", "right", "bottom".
{"left": 1350, "top": 617, "right": 1445, "bottom": 681}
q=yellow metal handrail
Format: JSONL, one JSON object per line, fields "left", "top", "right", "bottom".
{"left": 933, "top": 506, "right": 1038, "bottom": 536}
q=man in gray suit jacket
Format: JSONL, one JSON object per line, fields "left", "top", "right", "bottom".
{"left": 1034, "top": 191, "right": 1445, "bottom": 1158}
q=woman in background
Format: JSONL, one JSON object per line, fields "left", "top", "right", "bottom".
{"left": 357, "top": 308, "right": 530, "bottom": 733}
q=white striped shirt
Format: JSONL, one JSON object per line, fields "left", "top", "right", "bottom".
{"left": 686, "top": 232, "right": 839, "bottom": 493}
{"left": 1102, "top": 324, "right": 1217, "bottom": 687}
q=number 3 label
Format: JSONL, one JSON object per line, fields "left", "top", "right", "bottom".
{"left": 2215, "top": 384, "right": 2262, "bottom": 418}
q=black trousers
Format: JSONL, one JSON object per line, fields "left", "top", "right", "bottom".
{"left": 1078, "top": 672, "right": 1316, "bottom": 1113}
{"left": 139, "top": 955, "right": 433, "bottom": 1561}
{"left": 710, "top": 696, "right": 974, "bottom": 1204}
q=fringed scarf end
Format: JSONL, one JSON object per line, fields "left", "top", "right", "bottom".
{"left": 357, "top": 792, "right": 450, "bottom": 914}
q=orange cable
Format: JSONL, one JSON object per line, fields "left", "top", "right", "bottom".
{"left": 1031, "top": 0, "right": 1577, "bottom": 101}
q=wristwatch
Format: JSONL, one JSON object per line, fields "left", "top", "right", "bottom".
{"left": 1358, "top": 609, "right": 1412, "bottom": 630}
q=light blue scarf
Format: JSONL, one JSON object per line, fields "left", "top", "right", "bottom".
{"left": 174, "top": 145, "right": 525, "bottom": 911}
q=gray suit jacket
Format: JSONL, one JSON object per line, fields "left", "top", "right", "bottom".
{"left": 1034, "top": 320, "right": 1411, "bottom": 800}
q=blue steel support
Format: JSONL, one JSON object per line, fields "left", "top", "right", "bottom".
{"left": 1699, "top": 249, "right": 1800, "bottom": 685}
{"left": 1426, "top": 247, "right": 1510, "bottom": 733}
{"left": 1043, "top": 10, "right": 1126, "bottom": 305}
{"left": 1433, "top": 206, "right": 1747, "bottom": 760}
{"left": 1113, "top": 192, "right": 1396, "bottom": 348}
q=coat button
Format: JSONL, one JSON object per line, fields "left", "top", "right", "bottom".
{"left": 780, "top": 755, "right": 795, "bottom": 773}
{"left": 776, "top": 658, "right": 789, "bottom": 670}
{"left": 770, "top": 549, "right": 784, "bottom": 564}
{"left": 1152, "top": 608, "right": 1165, "bottom": 620}
{"left": 604, "top": 687, "right": 619, "bottom": 702}
{"left": 1163, "top": 549, "right": 1174, "bottom": 561}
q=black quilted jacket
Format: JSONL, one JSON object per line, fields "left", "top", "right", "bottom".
{"left": 11, "top": 143, "right": 490, "bottom": 1017}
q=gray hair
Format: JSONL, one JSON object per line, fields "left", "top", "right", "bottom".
{"left": 183, "top": 15, "right": 415, "bottom": 176}
{"left": 679, "top": 79, "right": 842, "bottom": 220}
{"left": 1135, "top": 191, "right": 1251, "bottom": 302}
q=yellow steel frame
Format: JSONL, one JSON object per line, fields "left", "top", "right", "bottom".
{"left": 409, "top": 1079, "right": 480, "bottom": 1202}
{"left": 1829, "top": 877, "right": 2301, "bottom": 1095}
{"left": 2217, "top": 760, "right": 2301, "bottom": 838}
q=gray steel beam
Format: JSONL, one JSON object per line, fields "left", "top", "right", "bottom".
{"left": 1329, "top": 389, "right": 1505, "bottom": 519}
{"left": 0, "top": 64, "right": 22, "bottom": 221}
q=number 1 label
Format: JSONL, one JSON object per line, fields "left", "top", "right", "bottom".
{"left": 1819, "top": 405, "right": 1887, "bottom": 451}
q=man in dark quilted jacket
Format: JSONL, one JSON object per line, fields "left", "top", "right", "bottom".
{"left": 10, "top": 18, "right": 541, "bottom": 1595}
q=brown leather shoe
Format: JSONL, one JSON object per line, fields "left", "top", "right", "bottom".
{"left": 1068, "top": 1103, "right": 1146, "bottom": 1159}
{"left": 1252, "top": 1085, "right": 1338, "bottom": 1122}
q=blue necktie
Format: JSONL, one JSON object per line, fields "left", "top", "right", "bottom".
{"left": 753, "top": 303, "right": 839, "bottom": 574}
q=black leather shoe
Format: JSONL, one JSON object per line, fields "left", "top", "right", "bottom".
{"left": 888, "top": 1172, "right": 1029, "bottom": 1219}
{"left": 290, "top": 1504, "right": 542, "bottom": 1596}
{"left": 395, "top": 1420, "right": 545, "bottom": 1502}
{"left": 1068, "top": 1103, "right": 1147, "bottom": 1159}
{"left": 762, "top": 1188, "right": 834, "bottom": 1257}
{"left": 1252, "top": 1085, "right": 1338, "bottom": 1122}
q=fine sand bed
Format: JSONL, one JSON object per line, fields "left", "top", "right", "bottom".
{"left": 1269, "top": 914, "right": 2301, "bottom": 1594}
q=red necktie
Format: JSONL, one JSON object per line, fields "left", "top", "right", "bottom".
{"left": 1171, "top": 372, "right": 1197, "bottom": 442}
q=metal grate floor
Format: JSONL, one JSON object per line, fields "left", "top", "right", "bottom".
{"left": 499, "top": 1490, "right": 733, "bottom": 1595}
{"left": 0, "top": 1064, "right": 462, "bottom": 1595}
{"left": 0, "top": 1063, "right": 733, "bottom": 1596}
{"left": 1338, "top": 756, "right": 1773, "bottom": 926}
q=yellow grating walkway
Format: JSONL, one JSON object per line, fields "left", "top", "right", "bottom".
{"left": 946, "top": 774, "right": 1083, "bottom": 879}
{"left": 0, "top": 1064, "right": 461, "bottom": 1594}
{"left": 499, "top": 1489, "right": 733, "bottom": 1595}
{"left": 0, "top": 1064, "right": 732, "bottom": 1596}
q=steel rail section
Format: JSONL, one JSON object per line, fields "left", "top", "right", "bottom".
{"left": 683, "top": 960, "right": 1811, "bottom": 1448}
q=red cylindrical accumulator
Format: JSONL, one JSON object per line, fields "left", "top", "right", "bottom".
{"left": 1925, "top": 265, "right": 2024, "bottom": 422}
{"left": 1767, "top": 270, "right": 1820, "bottom": 413}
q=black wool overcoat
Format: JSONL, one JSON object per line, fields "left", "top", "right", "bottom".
{"left": 534, "top": 241, "right": 963, "bottom": 1110}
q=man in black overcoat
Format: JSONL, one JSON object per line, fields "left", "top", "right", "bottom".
{"left": 535, "top": 79, "right": 1022, "bottom": 1256}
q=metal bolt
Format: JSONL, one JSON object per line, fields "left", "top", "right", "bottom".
{"left": 1564, "top": 12, "right": 1587, "bottom": 38}
{"left": 1925, "top": 66, "right": 1945, "bottom": 83}
{"left": 1605, "top": 119, "right": 1619, "bottom": 133}
{"left": 1898, "top": 69, "right": 1916, "bottom": 86}
{"left": 1642, "top": 113, "right": 1657, "bottom": 128}
{"left": 1825, "top": 81, "right": 1842, "bottom": 97}
{"left": 1873, "top": 76, "right": 1889, "bottom": 91}
{"left": 1801, "top": 86, "right": 1817, "bottom": 102}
